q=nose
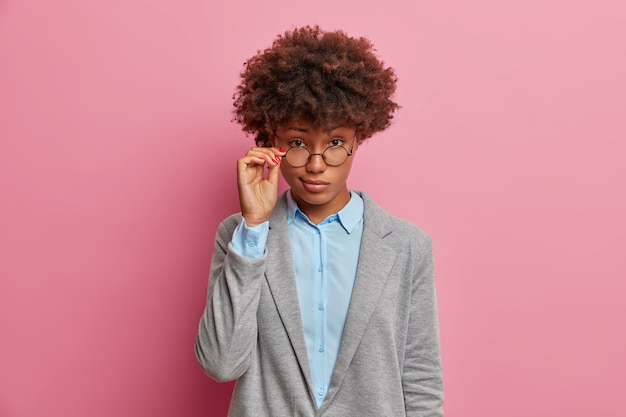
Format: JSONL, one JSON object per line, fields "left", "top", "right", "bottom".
{"left": 306, "top": 152, "right": 326, "bottom": 173}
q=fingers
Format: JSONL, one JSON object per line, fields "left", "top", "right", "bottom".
{"left": 236, "top": 147, "right": 286, "bottom": 189}
{"left": 241, "top": 147, "right": 286, "bottom": 170}
{"left": 236, "top": 147, "right": 286, "bottom": 225}
{"left": 266, "top": 158, "right": 280, "bottom": 185}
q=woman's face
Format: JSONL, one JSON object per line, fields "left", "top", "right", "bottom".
{"left": 273, "top": 120, "right": 358, "bottom": 222}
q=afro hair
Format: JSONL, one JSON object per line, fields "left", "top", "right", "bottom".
{"left": 232, "top": 25, "right": 400, "bottom": 147}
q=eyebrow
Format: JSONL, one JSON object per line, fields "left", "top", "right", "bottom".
{"left": 288, "top": 127, "right": 310, "bottom": 133}
{"left": 286, "top": 126, "right": 345, "bottom": 135}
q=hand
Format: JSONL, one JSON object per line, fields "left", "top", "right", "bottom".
{"left": 237, "top": 147, "right": 286, "bottom": 227}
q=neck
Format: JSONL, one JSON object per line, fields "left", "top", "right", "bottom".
{"left": 292, "top": 188, "right": 351, "bottom": 225}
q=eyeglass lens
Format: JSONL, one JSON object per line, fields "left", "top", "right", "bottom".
{"left": 285, "top": 146, "right": 350, "bottom": 167}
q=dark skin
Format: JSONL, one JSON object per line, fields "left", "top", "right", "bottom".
{"left": 237, "top": 145, "right": 285, "bottom": 227}
{"left": 235, "top": 27, "right": 398, "bottom": 225}
{"left": 237, "top": 121, "right": 358, "bottom": 226}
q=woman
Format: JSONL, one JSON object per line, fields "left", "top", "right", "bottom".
{"left": 196, "top": 25, "right": 444, "bottom": 416}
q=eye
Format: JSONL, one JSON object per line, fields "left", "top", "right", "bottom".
{"left": 329, "top": 138, "right": 344, "bottom": 147}
{"left": 289, "top": 139, "right": 306, "bottom": 148}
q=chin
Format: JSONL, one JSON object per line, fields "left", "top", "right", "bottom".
{"left": 296, "top": 191, "right": 332, "bottom": 205}
{"left": 294, "top": 186, "right": 346, "bottom": 206}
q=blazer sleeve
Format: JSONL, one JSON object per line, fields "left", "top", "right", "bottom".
{"left": 403, "top": 237, "right": 445, "bottom": 416}
{"left": 195, "top": 215, "right": 266, "bottom": 382}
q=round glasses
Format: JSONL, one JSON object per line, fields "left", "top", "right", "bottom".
{"left": 283, "top": 142, "right": 354, "bottom": 167}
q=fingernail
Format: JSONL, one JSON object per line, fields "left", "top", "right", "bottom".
{"left": 279, "top": 149, "right": 286, "bottom": 153}
{"left": 273, "top": 156, "right": 281, "bottom": 163}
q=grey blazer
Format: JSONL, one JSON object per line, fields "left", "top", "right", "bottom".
{"left": 196, "top": 191, "right": 443, "bottom": 416}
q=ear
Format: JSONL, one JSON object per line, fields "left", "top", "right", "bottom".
{"left": 352, "top": 130, "right": 361, "bottom": 153}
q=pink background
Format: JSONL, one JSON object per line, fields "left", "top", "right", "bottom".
{"left": 1, "top": 0, "right": 625, "bottom": 416}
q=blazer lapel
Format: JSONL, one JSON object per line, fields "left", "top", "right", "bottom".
{"left": 264, "top": 194, "right": 316, "bottom": 400}
{"left": 323, "top": 192, "right": 398, "bottom": 407}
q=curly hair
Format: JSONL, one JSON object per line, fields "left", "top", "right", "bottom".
{"left": 232, "top": 26, "right": 400, "bottom": 147}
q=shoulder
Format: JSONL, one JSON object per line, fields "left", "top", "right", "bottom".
{"left": 358, "top": 192, "right": 434, "bottom": 281}
{"left": 358, "top": 191, "right": 432, "bottom": 250}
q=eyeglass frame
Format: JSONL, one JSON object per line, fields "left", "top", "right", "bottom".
{"left": 275, "top": 132, "right": 357, "bottom": 168}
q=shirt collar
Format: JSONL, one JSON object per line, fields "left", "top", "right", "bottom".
{"left": 286, "top": 190, "right": 364, "bottom": 234}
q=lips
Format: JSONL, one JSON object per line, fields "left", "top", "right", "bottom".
{"left": 300, "top": 178, "right": 330, "bottom": 193}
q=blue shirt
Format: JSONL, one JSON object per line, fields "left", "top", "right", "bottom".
{"left": 231, "top": 191, "right": 364, "bottom": 407}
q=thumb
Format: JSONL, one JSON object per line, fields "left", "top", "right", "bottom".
{"left": 267, "top": 161, "right": 281, "bottom": 186}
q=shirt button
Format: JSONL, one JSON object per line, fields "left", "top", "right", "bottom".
{"left": 318, "top": 345, "right": 325, "bottom": 353}
{"left": 246, "top": 241, "right": 256, "bottom": 247}
{"left": 317, "top": 265, "right": 323, "bottom": 272}
{"left": 318, "top": 387, "right": 325, "bottom": 396}
{"left": 317, "top": 303, "right": 324, "bottom": 311}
